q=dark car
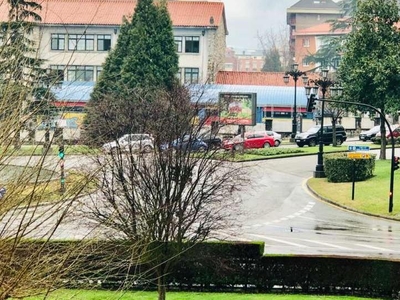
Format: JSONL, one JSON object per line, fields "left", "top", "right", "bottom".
{"left": 172, "top": 135, "right": 208, "bottom": 152}
{"left": 359, "top": 126, "right": 380, "bottom": 141}
{"left": 294, "top": 125, "right": 347, "bottom": 147}
{"left": 199, "top": 133, "right": 222, "bottom": 149}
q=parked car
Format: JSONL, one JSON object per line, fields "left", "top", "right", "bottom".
{"left": 295, "top": 125, "right": 347, "bottom": 147}
{"left": 199, "top": 133, "right": 222, "bottom": 149}
{"left": 375, "top": 124, "right": 400, "bottom": 139}
{"left": 223, "top": 131, "right": 275, "bottom": 151}
{"left": 172, "top": 135, "right": 208, "bottom": 152}
{"left": 102, "top": 134, "right": 154, "bottom": 153}
{"left": 359, "top": 125, "right": 381, "bottom": 141}
{"left": 266, "top": 131, "right": 282, "bottom": 147}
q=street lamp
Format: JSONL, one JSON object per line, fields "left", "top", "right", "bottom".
{"left": 305, "top": 68, "right": 335, "bottom": 178}
{"left": 283, "top": 63, "right": 308, "bottom": 142}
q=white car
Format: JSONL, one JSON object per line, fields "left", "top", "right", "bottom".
{"left": 266, "top": 131, "right": 282, "bottom": 147}
{"left": 102, "top": 134, "right": 154, "bottom": 153}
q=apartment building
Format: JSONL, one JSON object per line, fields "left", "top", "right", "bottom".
{"left": 3, "top": 0, "right": 227, "bottom": 86}
{"left": 224, "top": 47, "right": 264, "bottom": 72}
{"left": 286, "top": 0, "right": 342, "bottom": 70}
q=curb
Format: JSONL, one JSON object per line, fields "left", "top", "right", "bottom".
{"left": 306, "top": 179, "right": 400, "bottom": 222}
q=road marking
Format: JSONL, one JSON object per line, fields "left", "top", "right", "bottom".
{"left": 249, "top": 234, "right": 308, "bottom": 248}
{"left": 301, "top": 239, "right": 352, "bottom": 250}
{"left": 244, "top": 201, "right": 316, "bottom": 229}
{"left": 355, "top": 244, "right": 395, "bottom": 252}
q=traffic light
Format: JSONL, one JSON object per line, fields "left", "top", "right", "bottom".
{"left": 394, "top": 156, "right": 399, "bottom": 171}
{"left": 58, "top": 145, "right": 65, "bottom": 159}
{"left": 306, "top": 94, "right": 317, "bottom": 113}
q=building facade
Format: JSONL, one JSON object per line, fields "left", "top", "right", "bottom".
{"left": 286, "top": 0, "right": 342, "bottom": 70}
{"left": 23, "top": 0, "right": 228, "bottom": 86}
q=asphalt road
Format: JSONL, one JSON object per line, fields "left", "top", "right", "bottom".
{"left": 221, "top": 149, "right": 400, "bottom": 260}
{"left": 3, "top": 145, "right": 400, "bottom": 260}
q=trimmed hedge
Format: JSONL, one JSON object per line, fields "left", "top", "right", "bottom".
{"left": 7, "top": 240, "right": 400, "bottom": 298}
{"left": 324, "top": 152, "right": 376, "bottom": 183}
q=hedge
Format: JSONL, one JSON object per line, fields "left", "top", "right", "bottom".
{"left": 5, "top": 240, "right": 400, "bottom": 298}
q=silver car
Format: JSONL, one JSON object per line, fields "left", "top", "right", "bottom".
{"left": 102, "top": 134, "right": 154, "bottom": 153}
{"left": 266, "top": 131, "right": 282, "bottom": 147}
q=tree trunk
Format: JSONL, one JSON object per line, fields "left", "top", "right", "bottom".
{"left": 157, "top": 270, "right": 166, "bottom": 300}
{"left": 332, "top": 119, "right": 337, "bottom": 146}
{"left": 380, "top": 115, "right": 386, "bottom": 160}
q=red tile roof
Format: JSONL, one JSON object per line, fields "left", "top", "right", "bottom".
{"left": 0, "top": 0, "right": 225, "bottom": 28}
{"left": 216, "top": 71, "right": 312, "bottom": 87}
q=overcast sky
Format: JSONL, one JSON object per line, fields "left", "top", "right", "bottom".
{"left": 222, "top": 0, "right": 339, "bottom": 50}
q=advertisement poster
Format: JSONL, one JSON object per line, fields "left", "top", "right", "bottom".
{"left": 219, "top": 92, "right": 257, "bottom": 126}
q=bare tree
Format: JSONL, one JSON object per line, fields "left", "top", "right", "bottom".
{"left": 84, "top": 84, "right": 248, "bottom": 300}
{"left": 257, "top": 25, "right": 291, "bottom": 71}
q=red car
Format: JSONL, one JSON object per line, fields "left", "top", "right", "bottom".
{"left": 223, "top": 131, "right": 275, "bottom": 151}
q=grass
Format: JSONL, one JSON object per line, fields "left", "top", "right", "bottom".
{"left": 1, "top": 169, "right": 97, "bottom": 205}
{"left": 22, "top": 290, "right": 384, "bottom": 300}
{"left": 215, "top": 145, "right": 351, "bottom": 161}
{"left": 307, "top": 159, "right": 400, "bottom": 219}
{"left": 0, "top": 144, "right": 97, "bottom": 156}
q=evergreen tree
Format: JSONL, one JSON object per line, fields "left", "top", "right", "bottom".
{"left": 261, "top": 47, "right": 282, "bottom": 72}
{"left": 338, "top": 0, "right": 400, "bottom": 159}
{"left": 85, "top": 0, "right": 179, "bottom": 144}
{"left": 0, "top": 0, "right": 46, "bottom": 147}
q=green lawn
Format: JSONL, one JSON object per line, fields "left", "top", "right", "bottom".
{"left": 22, "top": 290, "right": 384, "bottom": 300}
{"left": 307, "top": 159, "right": 400, "bottom": 219}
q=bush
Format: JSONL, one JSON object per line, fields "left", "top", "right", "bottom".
{"left": 324, "top": 152, "right": 376, "bottom": 183}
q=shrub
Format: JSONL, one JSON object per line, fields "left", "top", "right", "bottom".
{"left": 324, "top": 152, "right": 376, "bottom": 183}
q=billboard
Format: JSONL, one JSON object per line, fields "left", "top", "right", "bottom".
{"left": 218, "top": 92, "right": 257, "bottom": 126}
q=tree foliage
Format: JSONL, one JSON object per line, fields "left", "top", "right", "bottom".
{"left": 85, "top": 0, "right": 179, "bottom": 145}
{"left": 338, "top": 0, "right": 400, "bottom": 159}
{"left": 262, "top": 47, "right": 282, "bottom": 72}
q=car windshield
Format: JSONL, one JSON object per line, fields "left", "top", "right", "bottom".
{"left": 306, "top": 126, "right": 320, "bottom": 134}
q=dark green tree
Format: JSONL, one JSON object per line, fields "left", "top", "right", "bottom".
{"left": 338, "top": 0, "right": 400, "bottom": 159}
{"left": 0, "top": 0, "right": 46, "bottom": 148}
{"left": 261, "top": 47, "right": 282, "bottom": 72}
{"left": 85, "top": 0, "right": 179, "bottom": 144}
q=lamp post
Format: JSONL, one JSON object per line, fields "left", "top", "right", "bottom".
{"left": 283, "top": 63, "right": 308, "bottom": 142}
{"left": 305, "top": 69, "right": 335, "bottom": 178}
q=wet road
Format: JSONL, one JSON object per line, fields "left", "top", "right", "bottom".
{"left": 4, "top": 148, "right": 400, "bottom": 259}
{"left": 221, "top": 153, "right": 400, "bottom": 259}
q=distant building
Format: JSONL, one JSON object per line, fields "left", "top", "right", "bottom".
{"left": 286, "top": 0, "right": 342, "bottom": 70}
{"left": 224, "top": 47, "right": 264, "bottom": 72}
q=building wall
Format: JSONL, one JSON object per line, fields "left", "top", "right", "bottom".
{"left": 37, "top": 24, "right": 219, "bottom": 84}
{"left": 294, "top": 13, "right": 340, "bottom": 31}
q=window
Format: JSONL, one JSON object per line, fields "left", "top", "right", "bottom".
{"left": 302, "top": 58, "right": 309, "bottom": 67}
{"left": 96, "top": 66, "right": 103, "bottom": 80}
{"left": 185, "top": 36, "right": 199, "bottom": 53}
{"left": 174, "top": 36, "right": 183, "bottom": 52}
{"left": 67, "top": 66, "right": 94, "bottom": 81}
{"left": 176, "top": 68, "right": 182, "bottom": 82}
{"left": 97, "top": 34, "right": 111, "bottom": 51}
{"left": 68, "top": 34, "right": 94, "bottom": 51}
{"left": 184, "top": 68, "right": 199, "bottom": 83}
{"left": 51, "top": 34, "right": 65, "bottom": 50}
{"left": 50, "top": 65, "right": 65, "bottom": 81}
{"left": 302, "top": 38, "right": 310, "bottom": 47}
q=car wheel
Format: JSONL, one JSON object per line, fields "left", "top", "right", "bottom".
{"left": 297, "top": 143, "right": 304, "bottom": 148}
{"left": 337, "top": 138, "right": 343, "bottom": 145}
{"left": 263, "top": 142, "right": 271, "bottom": 148}
{"left": 308, "top": 139, "right": 317, "bottom": 147}
{"left": 274, "top": 140, "right": 281, "bottom": 147}
{"left": 234, "top": 144, "right": 243, "bottom": 151}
